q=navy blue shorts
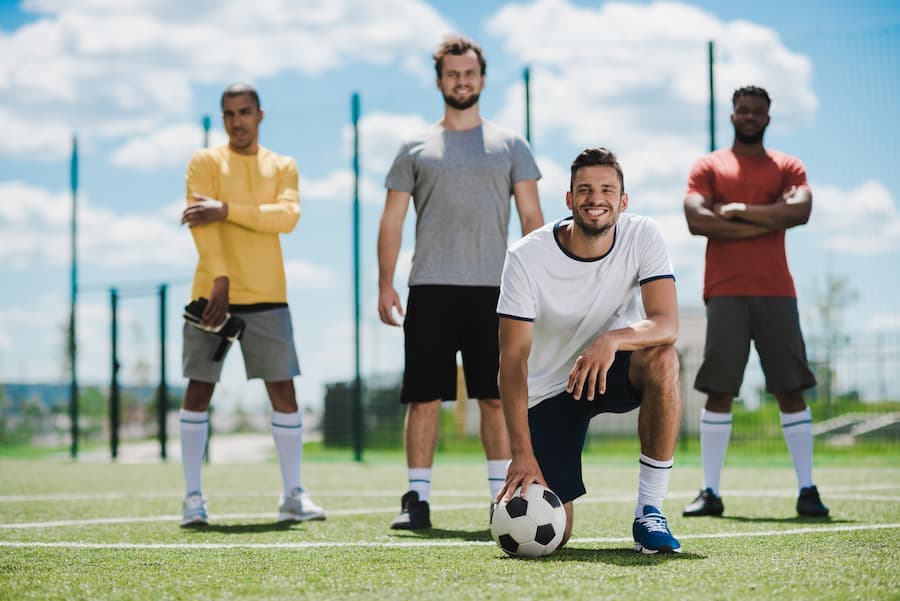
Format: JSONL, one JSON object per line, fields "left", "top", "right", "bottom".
{"left": 528, "top": 351, "right": 640, "bottom": 504}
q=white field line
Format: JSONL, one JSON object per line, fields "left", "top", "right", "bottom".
{"left": 2, "top": 489, "right": 899, "bottom": 530}
{"left": 1, "top": 483, "right": 898, "bottom": 504}
{"left": 0, "top": 523, "right": 898, "bottom": 550}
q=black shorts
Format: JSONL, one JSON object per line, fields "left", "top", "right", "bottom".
{"left": 694, "top": 296, "right": 816, "bottom": 395}
{"left": 528, "top": 351, "right": 639, "bottom": 504}
{"left": 401, "top": 285, "right": 501, "bottom": 403}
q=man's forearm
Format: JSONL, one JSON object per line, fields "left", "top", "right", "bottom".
{"left": 689, "top": 212, "right": 771, "bottom": 239}
{"left": 226, "top": 200, "right": 301, "bottom": 234}
{"left": 499, "top": 360, "right": 533, "bottom": 457}
{"left": 723, "top": 201, "right": 811, "bottom": 230}
{"left": 377, "top": 222, "right": 402, "bottom": 289}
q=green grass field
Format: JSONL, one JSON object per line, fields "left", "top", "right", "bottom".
{"left": 1, "top": 443, "right": 898, "bottom": 600}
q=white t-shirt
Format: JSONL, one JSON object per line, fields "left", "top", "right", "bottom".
{"left": 497, "top": 213, "right": 675, "bottom": 408}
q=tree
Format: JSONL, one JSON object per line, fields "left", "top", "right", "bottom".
{"left": 811, "top": 270, "right": 858, "bottom": 410}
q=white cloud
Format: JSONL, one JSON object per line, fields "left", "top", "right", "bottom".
{"left": 813, "top": 180, "right": 900, "bottom": 255}
{"left": 347, "top": 111, "right": 432, "bottom": 174}
{"left": 487, "top": 0, "right": 816, "bottom": 188}
{"left": 0, "top": 331, "right": 11, "bottom": 353}
{"left": 1, "top": 0, "right": 454, "bottom": 160}
{"left": 284, "top": 259, "right": 338, "bottom": 290}
{"left": 534, "top": 154, "right": 569, "bottom": 220}
{"left": 301, "top": 169, "right": 383, "bottom": 205}
{"left": 110, "top": 123, "right": 228, "bottom": 170}
{"left": 0, "top": 180, "right": 193, "bottom": 269}
{"left": 0, "top": 106, "right": 73, "bottom": 160}
{"left": 864, "top": 312, "right": 900, "bottom": 332}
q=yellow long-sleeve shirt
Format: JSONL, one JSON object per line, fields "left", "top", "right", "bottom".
{"left": 186, "top": 144, "right": 301, "bottom": 304}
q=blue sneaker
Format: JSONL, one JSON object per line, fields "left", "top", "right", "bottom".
{"left": 632, "top": 505, "right": 681, "bottom": 554}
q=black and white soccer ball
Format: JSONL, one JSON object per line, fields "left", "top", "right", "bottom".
{"left": 490, "top": 484, "right": 566, "bottom": 558}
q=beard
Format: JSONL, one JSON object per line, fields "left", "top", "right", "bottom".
{"left": 443, "top": 91, "right": 480, "bottom": 111}
{"left": 572, "top": 211, "right": 614, "bottom": 238}
{"left": 734, "top": 124, "right": 766, "bottom": 145}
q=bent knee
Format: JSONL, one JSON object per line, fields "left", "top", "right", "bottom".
{"left": 643, "top": 344, "right": 679, "bottom": 370}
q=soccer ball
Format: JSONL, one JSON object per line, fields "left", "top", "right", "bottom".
{"left": 490, "top": 484, "right": 566, "bottom": 558}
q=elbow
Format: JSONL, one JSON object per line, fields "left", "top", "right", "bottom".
{"left": 684, "top": 214, "right": 705, "bottom": 237}
{"left": 277, "top": 213, "right": 301, "bottom": 234}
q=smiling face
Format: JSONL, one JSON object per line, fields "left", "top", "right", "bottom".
{"left": 222, "top": 92, "right": 263, "bottom": 154}
{"left": 437, "top": 50, "right": 484, "bottom": 111}
{"left": 566, "top": 165, "right": 628, "bottom": 237}
{"left": 731, "top": 94, "right": 770, "bottom": 145}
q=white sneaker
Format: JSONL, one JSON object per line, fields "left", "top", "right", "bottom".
{"left": 278, "top": 487, "right": 326, "bottom": 522}
{"left": 181, "top": 491, "right": 209, "bottom": 527}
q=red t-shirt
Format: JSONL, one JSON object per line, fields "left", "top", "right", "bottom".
{"left": 686, "top": 149, "right": 808, "bottom": 301}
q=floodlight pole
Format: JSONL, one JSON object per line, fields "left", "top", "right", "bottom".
{"left": 708, "top": 40, "right": 716, "bottom": 152}
{"left": 351, "top": 92, "right": 364, "bottom": 462}
{"left": 523, "top": 66, "right": 532, "bottom": 146}
{"left": 110, "top": 288, "right": 120, "bottom": 460}
{"left": 69, "top": 135, "right": 79, "bottom": 459}
{"left": 158, "top": 283, "right": 168, "bottom": 461}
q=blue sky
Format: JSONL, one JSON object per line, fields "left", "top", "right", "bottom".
{"left": 1, "top": 0, "right": 898, "bottom": 412}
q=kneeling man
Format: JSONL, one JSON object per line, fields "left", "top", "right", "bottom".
{"left": 497, "top": 147, "right": 682, "bottom": 554}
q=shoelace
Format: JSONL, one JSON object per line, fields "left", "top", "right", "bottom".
{"left": 637, "top": 513, "right": 669, "bottom": 533}
{"left": 185, "top": 496, "right": 205, "bottom": 511}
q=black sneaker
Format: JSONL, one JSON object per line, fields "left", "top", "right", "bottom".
{"left": 797, "top": 485, "right": 829, "bottom": 517}
{"left": 682, "top": 487, "right": 724, "bottom": 517}
{"left": 390, "top": 491, "right": 431, "bottom": 530}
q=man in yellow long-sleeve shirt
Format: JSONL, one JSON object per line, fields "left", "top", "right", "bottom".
{"left": 177, "top": 83, "right": 325, "bottom": 527}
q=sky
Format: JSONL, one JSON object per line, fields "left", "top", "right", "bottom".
{"left": 1, "top": 0, "right": 898, "bottom": 413}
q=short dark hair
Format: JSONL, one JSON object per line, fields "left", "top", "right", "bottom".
{"left": 433, "top": 34, "right": 486, "bottom": 78}
{"left": 221, "top": 82, "right": 260, "bottom": 110}
{"left": 570, "top": 147, "right": 624, "bottom": 193}
{"left": 732, "top": 85, "right": 771, "bottom": 108}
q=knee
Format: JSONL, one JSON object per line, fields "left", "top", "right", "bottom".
{"left": 266, "top": 381, "right": 297, "bottom": 412}
{"left": 642, "top": 344, "right": 680, "bottom": 381}
{"left": 775, "top": 390, "right": 807, "bottom": 413}
{"left": 183, "top": 380, "right": 214, "bottom": 412}
{"left": 408, "top": 400, "right": 441, "bottom": 418}
{"left": 477, "top": 398, "right": 503, "bottom": 413}
{"left": 706, "top": 392, "right": 734, "bottom": 412}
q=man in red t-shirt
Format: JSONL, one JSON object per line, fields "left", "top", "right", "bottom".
{"left": 682, "top": 86, "right": 828, "bottom": 518}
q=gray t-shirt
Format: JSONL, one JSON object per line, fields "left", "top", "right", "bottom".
{"left": 385, "top": 120, "right": 541, "bottom": 286}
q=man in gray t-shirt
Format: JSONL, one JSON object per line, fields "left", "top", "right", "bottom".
{"left": 377, "top": 34, "right": 543, "bottom": 530}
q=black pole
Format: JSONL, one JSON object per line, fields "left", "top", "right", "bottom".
{"left": 110, "top": 288, "right": 120, "bottom": 460}
{"left": 351, "top": 92, "right": 363, "bottom": 462}
{"left": 523, "top": 66, "right": 532, "bottom": 146}
{"left": 158, "top": 284, "right": 168, "bottom": 461}
{"left": 708, "top": 40, "right": 716, "bottom": 152}
{"left": 69, "top": 135, "right": 79, "bottom": 459}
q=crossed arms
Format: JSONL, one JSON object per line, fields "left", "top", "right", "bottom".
{"left": 683, "top": 185, "right": 811, "bottom": 240}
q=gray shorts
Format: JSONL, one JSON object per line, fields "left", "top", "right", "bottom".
{"left": 694, "top": 296, "right": 816, "bottom": 395}
{"left": 182, "top": 306, "right": 301, "bottom": 383}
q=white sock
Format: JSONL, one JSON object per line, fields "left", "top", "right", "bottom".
{"left": 781, "top": 408, "right": 814, "bottom": 490}
{"left": 408, "top": 467, "right": 432, "bottom": 502}
{"left": 179, "top": 409, "right": 209, "bottom": 496}
{"left": 487, "top": 459, "right": 510, "bottom": 500}
{"left": 636, "top": 454, "right": 673, "bottom": 518}
{"left": 700, "top": 409, "right": 732, "bottom": 495}
{"left": 271, "top": 410, "right": 303, "bottom": 497}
